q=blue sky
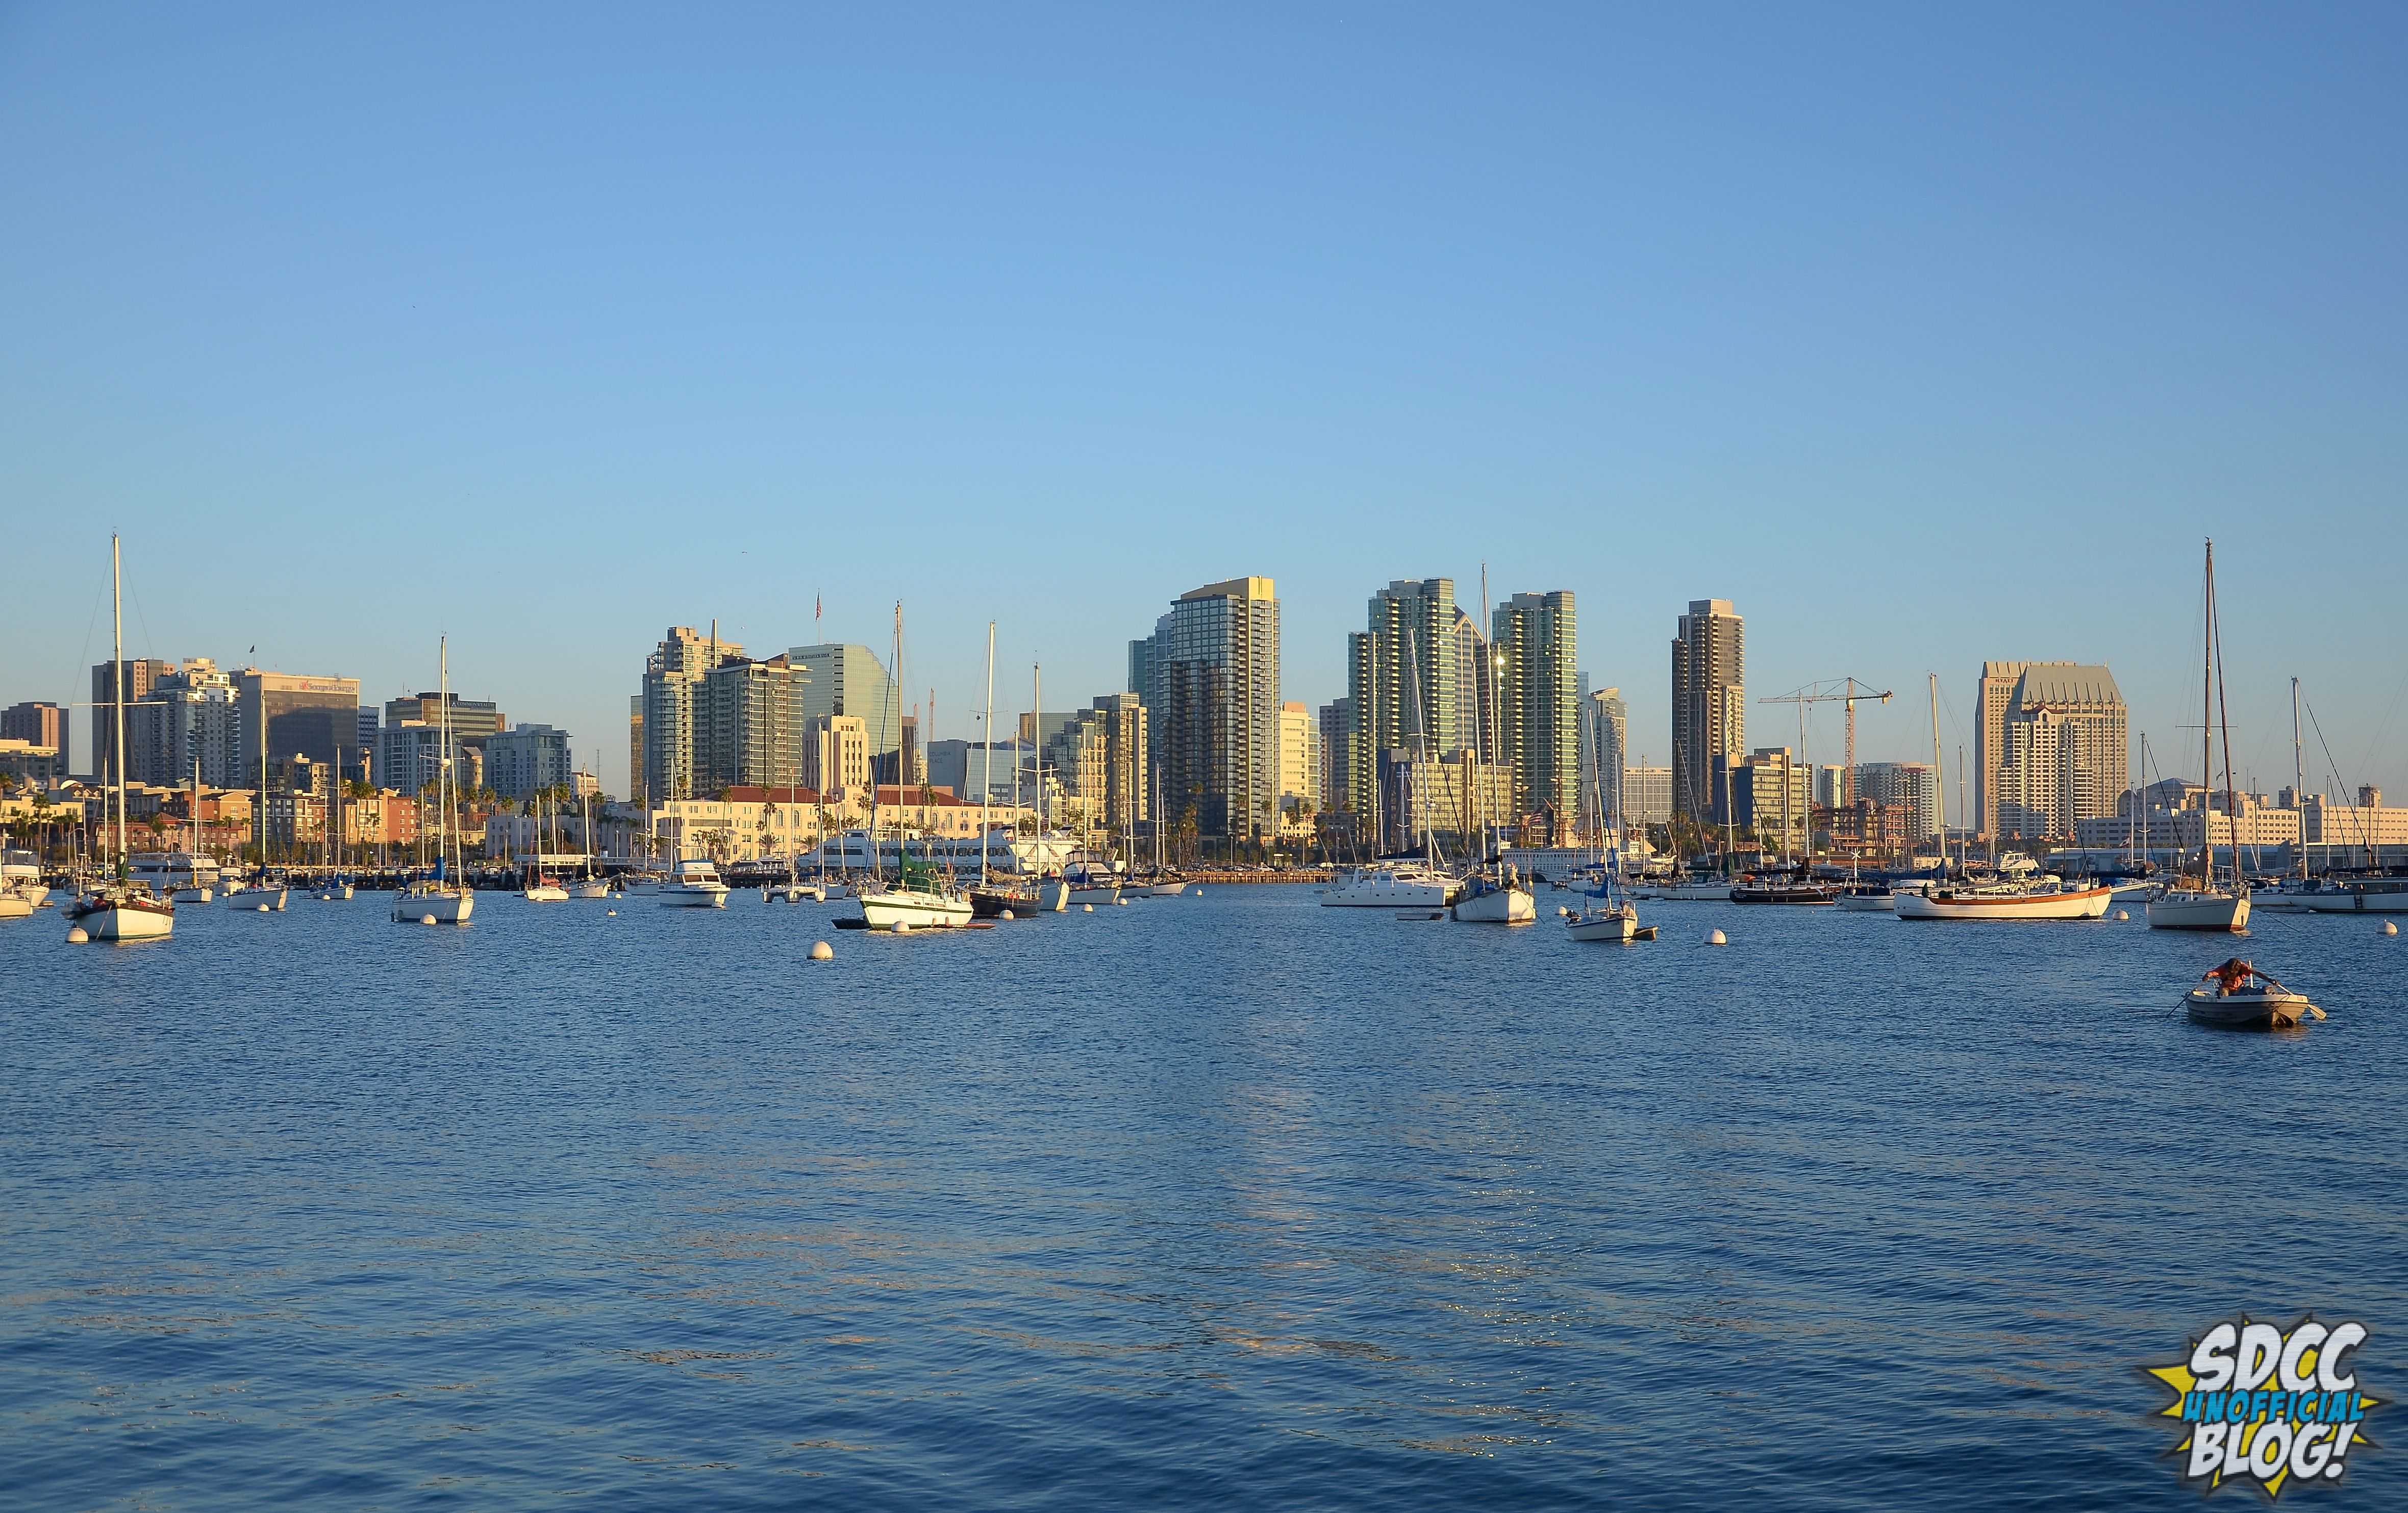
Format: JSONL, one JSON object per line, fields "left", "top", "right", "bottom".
{"left": 4, "top": 3, "right": 2403, "bottom": 804}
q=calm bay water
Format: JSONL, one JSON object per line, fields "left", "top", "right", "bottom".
{"left": 3, "top": 886, "right": 2402, "bottom": 1509}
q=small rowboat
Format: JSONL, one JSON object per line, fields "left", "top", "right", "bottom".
{"left": 2185, "top": 960, "right": 2323, "bottom": 1029}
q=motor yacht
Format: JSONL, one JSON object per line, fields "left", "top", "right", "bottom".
{"left": 660, "top": 857, "right": 731, "bottom": 908}
{"left": 1320, "top": 865, "right": 1461, "bottom": 908}
{"left": 1894, "top": 876, "right": 2115, "bottom": 921}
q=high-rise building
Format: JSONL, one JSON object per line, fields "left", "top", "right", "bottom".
{"left": 379, "top": 721, "right": 469, "bottom": 802}
{"left": 696, "top": 653, "right": 809, "bottom": 792}
{"left": 1449, "top": 608, "right": 1496, "bottom": 763}
{"left": 628, "top": 697, "right": 644, "bottom": 805}
{"left": 2, "top": 702, "right": 66, "bottom": 772}
{"left": 1343, "top": 579, "right": 1458, "bottom": 834}
{"left": 125, "top": 658, "right": 241, "bottom": 788}
{"left": 1813, "top": 764, "right": 1847, "bottom": 811}
{"left": 642, "top": 626, "right": 739, "bottom": 804}
{"left": 1043, "top": 692, "right": 1148, "bottom": 835}
{"left": 1318, "top": 697, "right": 1357, "bottom": 817}
{"left": 1579, "top": 685, "right": 1627, "bottom": 835}
{"left": 1278, "top": 701, "right": 1323, "bottom": 813}
{"left": 1671, "top": 599, "right": 1744, "bottom": 824}
{"left": 1977, "top": 662, "right": 2127, "bottom": 840}
{"left": 89, "top": 658, "right": 174, "bottom": 783}
{"left": 1493, "top": 590, "right": 1578, "bottom": 841}
{"left": 802, "top": 714, "right": 870, "bottom": 798}
{"left": 1725, "top": 747, "right": 1809, "bottom": 850}
{"left": 1138, "top": 576, "right": 1281, "bottom": 838}
{"left": 1857, "top": 762, "right": 1941, "bottom": 841}
{"left": 383, "top": 691, "right": 504, "bottom": 750}
{"left": 485, "top": 723, "right": 575, "bottom": 801}
{"left": 239, "top": 668, "right": 361, "bottom": 775}
{"left": 1624, "top": 764, "right": 1673, "bottom": 827}
{"left": 786, "top": 643, "right": 900, "bottom": 758}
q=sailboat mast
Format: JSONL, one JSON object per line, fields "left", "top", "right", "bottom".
{"left": 2209, "top": 541, "right": 2240, "bottom": 891}
{"left": 980, "top": 621, "right": 995, "bottom": 883}
{"left": 2291, "top": 677, "right": 2305, "bottom": 881}
{"left": 2199, "top": 541, "right": 2213, "bottom": 887}
{"left": 112, "top": 534, "right": 126, "bottom": 876}
{"left": 1928, "top": 673, "right": 1943, "bottom": 872}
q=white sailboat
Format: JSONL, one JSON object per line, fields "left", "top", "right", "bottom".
{"left": 392, "top": 637, "right": 475, "bottom": 925}
{"left": 1452, "top": 577, "right": 1534, "bottom": 926}
{"left": 2148, "top": 540, "right": 2250, "bottom": 933}
{"left": 851, "top": 604, "right": 972, "bottom": 930}
{"left": 66, "top": 536, "right": 176, "bottom": 941}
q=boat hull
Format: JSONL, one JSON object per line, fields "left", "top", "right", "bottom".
{"left": 1895, "top": 884, "right": 2114, "bottom": 921}
{"left": 75, "top": 902, "right": 176, "bottom": 939}
{"left": 859, "top": 889, "right": 973, "bottom": 929}
{"left": 2301, "top": 887, "right": 2408, "bottom": 914}
{"left": 568, "top": 879, "right": 616, "bottom": 899}
{"left": 2145, "top": 890, "right": 2251, "bottom": 931}
{"left": 1067, "top": 884, "right": 1121, "bottom": 906}
{"left": 1320, "top": 872, "right": 1458, "bottom": 907}
{"left": 232, "top": 887, "right": 289, "bottom": 910}
{"left": 1036, "top": 880, "right": 1071, "bottom": 912}
{"left": 1834, "top": 892, "right": 1893, "bottom": 911}
{"left": 2185, "top": 987, "right": 2314, "bottom": 1029}
{"left": 393, "top": 888, "right": 474, "bottom": 924}
{"left": 970, "top": 888, "right": 1040, "bottom": 918}
{"left": 661, "top": 885, "right": 729, "bottom": 908}
{"left": 1644, "top": 882, "right": 1736, "bottom": 901}
{"left": 523, "top": 885, "right": 569, "bottom": 902}
{"left": 1453, "top": 885, "right": 1537, "bottom": 924}
{"left": 1565, "top": 911, "right": 1639, "bottom": 942}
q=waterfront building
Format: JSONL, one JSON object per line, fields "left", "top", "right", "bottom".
{"left": 1494, "top": 590, "right": 1578, "bottom": 844}
{"left": 1813, "top": 764, "right": 1846, "bottom": 811}
{"left": 1976, "top": 661, "right": 2126, "bottom": 839}
{"left": 1671, "top": 599, "right": 1744, "bottom": 824}
{"left": 2071, "top": 792, "right": 2301, "bottom": 853}
{"left": 88, "top": 658, "right": 174, "bottom": 783}
{"left": 1578, "top": 686, "right": 1626, "bottom": 837}
{"left": 2, "top": 702, "right": 66, "bottom": 772}
{"left": 785, "top": 643, "right": 901, "bottom": 759}
{"left": 572, "top": 770, "right": 600, "bottom": 801}
{"left": 486, "top": 723, "right": 575, "bottom": 802}
{"left": 2293, "top": 794, "right": 2408, "bottom": 851}
{"left": 1980, "top": 663, "right": 2127, "bottom": 841}
{"left": 1623, "top": 764, "right": 1673, "bottom": 827}
{"left": 1135, "top": 577, "right": 1282, "bottom": 838}
{"left": 801, "top": 714, "right": 870, "bottom": 801}
{"left": 1857, "top": 761, "right": 1941, "bottom": 841}
{"left": 1348, "top": 579, "right": 1458, "bottom": 779}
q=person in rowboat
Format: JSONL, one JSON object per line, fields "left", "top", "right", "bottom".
{"left": 2203, "top": 959, "right": 2274, "bottom": 996}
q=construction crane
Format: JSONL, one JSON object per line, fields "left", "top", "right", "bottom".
{"left": 1758, "top": 679, "right": 1894, "bottom": 808}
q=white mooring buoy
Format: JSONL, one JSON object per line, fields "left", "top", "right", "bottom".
{"left": 65, "top": 926, "right": 89, "bottom": 944}
{"left": 2113, "top": 909, "right": 2129, "bottom": 921}
{"left": 257, "top": 902, "right": 270, "bottom": 912}
{"left": 1116, "top": 898, "right": 1129, "bottom": 906}
{"left": 810, "top": 940, "right": 833, "bottom": 960}
{"left": 2384, "top": 920, "right": 2399, "bottom": 936}
{"left": 1082, "top": 903, "right": 1093, "bottom": 912}
{"left": 1705, "top": 928, "right": 1727, "bottom": 946}
{"left": 1000, "top": 909, "right": 1015, "bottom": 921}
{"left": 892, "top": 920, "right": 911, "bottom": 934}
{"left": 420, "top": 913, "right": 437, "bottom": 926}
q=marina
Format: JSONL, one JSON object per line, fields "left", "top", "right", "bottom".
{"left": 3, "top": 885, "right": 2399, "bottom": 1510}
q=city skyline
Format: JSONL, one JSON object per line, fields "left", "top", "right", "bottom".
{"left": 3, "top": 9, "right": 2403, "bottom": 800}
